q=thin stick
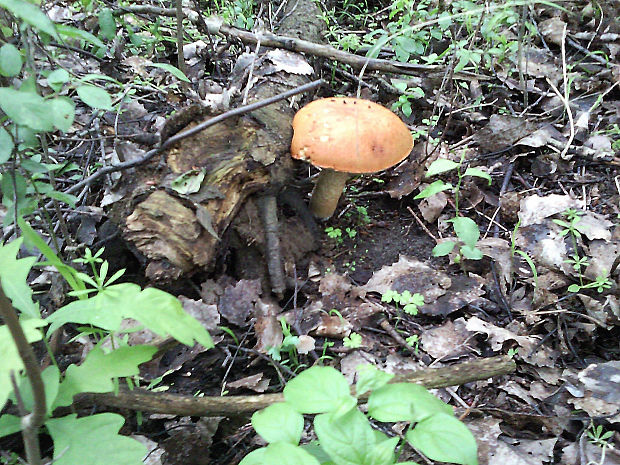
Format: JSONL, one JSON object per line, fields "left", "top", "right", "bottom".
{"left": 0, "top": 283, "right": 45, "bottom": 465}
{"left": 64, "top": 79, "right": 324, "bottom": 195}
{"left": 73, "top": 355, "right": 516, "bottom": 417}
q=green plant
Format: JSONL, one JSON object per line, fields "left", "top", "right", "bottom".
{"left": 552, "top": 209, "right": 613, "bottom": 293}
{"left": 602, "top": 123, "right": 620, "bottom": 151}
{"left": 267, "top": 318, "right": 308, "bottom": 371}
{"left": 586, "top": 423, "right": 613, "bottom": 448}
{"left": 585, "top": 422, "right": 613, "bottom": 465}
{"left": 391, "top": 81, "right": 425, "bottom": 118}
{"left": 0, "top": 452, "right": 20, "bottom": 465}
{"left": 343, "top": 332, "right": 362, "bottom": 349}
{"left": 343, "top": 260, "right": 356, "bottom": 272}
{"left": 0, "top": 225, "right": 213, "bottom": 465}
{"left": 381, "top": 290, "right": 425, "bottom": 316}
{"left": 325, "top": 226, "right": 357, "bottom": 245}
{"left": 214, "top": 0, "right": 255, "bottom": 30}
{"left": 406, "top": 334, "right": 419, "bottom": 354}
{"left": 240, "top": 365, "right": 478, "bottom": 465}
{"left": 325, "top": 226, "right": 343, "bottom": 242}
{"left": 346, "top": 205, "right": 372, "bottom": 225}
{"left": 510, "top": 220, "right": 538, "bottom": 299}
{"left": 415, "top": 153, "right": 491, "bottom": 261}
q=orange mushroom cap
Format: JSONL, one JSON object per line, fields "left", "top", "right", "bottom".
{"left": 290, "top": 97, "right": 413, "bottom": 174}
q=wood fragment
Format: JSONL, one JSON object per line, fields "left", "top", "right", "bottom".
{"left": 73, "top": 356, "right": 516, "bottom": 417}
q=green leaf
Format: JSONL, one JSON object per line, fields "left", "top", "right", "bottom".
{"left": 56, "top": 25, "right": 105, "bottom": 48}
{"left": 239, "top": 448, "right": 266, "bottom": 465}
{"left": 46, "top": 68, "right": 70, "bottom": 92}
{"left": 76, "top": 85, "right": 112, "bottom": 110}
{"left": 300, "top": 443, "right": 334, "bottom": 465}
{"left": 18, "top": 218, "right": 85, "bottom": 294}
{"left": 314, "top": 407, "right": 376, "bottom": 465}
{"left": 0, "top": 87, "right": 55, "bottom": 131}
{"left": 454, "top": 53, "right": 470, "bottom": 73}
{"left": 12, "top": 365, "right": 59, "bottom": 415}
{"left": 0, "top": 318, "right": 46, "bottom": 409}
{"left": 0, "top": 0, "right": 57, "bottom": 37}
{"left": 414, "top": 180, "right": 452, "bottom": 200}
{"left": 149, "top": 63, "right": 191, "bottom": 83}
{"left": 463, "top": 167, "right": 491, "bottom": 185}
{"left": 460, "top": 245, "right": 483, "bottom": 260}
{"left": 45, "top": 188, "right": 78, "bottom": 206}
{"left": 0, "top": 43, "right": 22, "bottom": 77}
{"left": 49, "top": 96, "right": 75, "bottom": 132}
{"left": 451, "top": 217, "right": 480, "bottom": 248}
{"left": 46, "top": 413, "right": 146, "bottom": 465}
{"left": 432, "top": 240, "right": 456, "bottom": 257}
{"left": 0, "top": 238, "right": 39, "bottom": 318}
{"left": 0, "top": 126, "right": 14, "bottom": 163}
{"left": 355, "top": 365, "right": 393, "bottom": 397}
{"left": 425, "top": 159, "right": 460, "bottom": 177}
{"left": 402, "top": 102, "right": 412, "bottom": 117}
{"left": 367, "top": 383, "right": 452, "bottom": 423}
{"left": 406, "top": 413, "right": 478, "bottom": 465}
{"left": 0, "top": 414, "right": 21, "bottom": 438}
{"left": 252, "top": 403, "right": 304, "bottom": 445}
{"left": 45, "top": 283, "right": 213, "bottom": 348}
{"left": 395, "top": 36, "right": 422, "bottom": 55}
{"left": 98, "top": 8, "right": 116, "bottom": 41}
{"left": 366, "top": 34, "right": 391, "bottom": 59}
{"left": 54, "top": 345, "right": 157, "bottom": 408}
{"left": 365, "top": 436, "right": 399, "bottom": 465}
{"left": 283, "top": 366, "right": 354, "bottom": 414}
{"left": 391, "top": 80, "right": 408, "bottom": 92}
{"left": 170, "top": 169, "right": 206, "bottom": 194}
{"left": 262, "top": 442, "right": 321, "bottom": 465}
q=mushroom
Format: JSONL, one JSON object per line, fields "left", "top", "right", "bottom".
{"left": 290, "top": 97, "right": 413, "bottom": 219}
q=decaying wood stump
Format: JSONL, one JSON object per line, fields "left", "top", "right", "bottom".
{"left": 118, "top": 0, "right": 326, "bottom": 282}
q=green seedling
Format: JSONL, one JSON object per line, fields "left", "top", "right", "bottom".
{"left": 0, "top": 228, "right": 213, "bottom": 465}
{"left": 585, "top": 422, "right": 613, "bottom": 464}
{"left": 415, "top": 152, "right": 491, "bottom": 261}
{"left": 553, "top": 209, "right": 613, "bottom": 293}
{"left": 267, "top": 318, "right": 303, "bottom": 369}
{"left": 406, "top": 334, "right": 420, "bottom": 354}
{"left": 241, "top": 365, "right": 478, "bottom": 465}
{"left": 586, "top": 423, "right": 614, "bottom": 448}
{"left": 325, "top": 226, "right": 357, "bottom": 245}
{"left": 391, "top": 80, "right": 425, "bottom": 118}
{"left": 343, "top": 332, "right": 363, "bottom": 349}
{"left": 381, "top": 289, "right": 425, "bottom": 316}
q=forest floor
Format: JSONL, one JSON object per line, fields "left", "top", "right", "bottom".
{"left": 1, "top": 0, "right": 620, "bottom": 464}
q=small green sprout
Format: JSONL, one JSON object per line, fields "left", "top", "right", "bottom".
{"left": 343, "top": 332, "right": 363, "bottom": 348}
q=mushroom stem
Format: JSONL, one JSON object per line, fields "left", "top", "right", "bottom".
{"left": 309, "top": 169, "right": 351, "bottom": 219}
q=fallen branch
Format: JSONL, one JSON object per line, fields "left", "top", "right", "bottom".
{"left": 113, "top": 6, "right": 484, "bottom": 79}
{"left": 64, "top": 79, "right": 324, "bottom": 195}
{"left": 74, "top": 355, "right": 516, "bottom": 417}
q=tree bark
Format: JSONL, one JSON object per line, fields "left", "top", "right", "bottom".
{"left": 117, "top": 0, "right": 325, "bottom": 280}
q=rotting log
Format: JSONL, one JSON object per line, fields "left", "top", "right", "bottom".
{"left": 117, "top": 0, "right": 326, "bottom": 281}
{"left": 73, "top": 356, "right": 516, "bottom": 417}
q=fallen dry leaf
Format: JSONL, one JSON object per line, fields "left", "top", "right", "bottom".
{"left": 219, "top": 279, "right": 262, "bottom": 326}
{"left": 465, "top": 316, "right": 559, "bottom": 367}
